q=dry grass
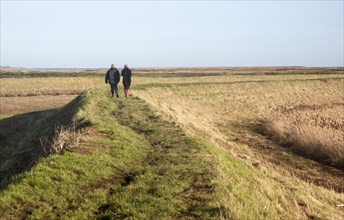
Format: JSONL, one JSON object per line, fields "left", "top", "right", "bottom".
{"left": 40, "top": 124, "right": 81, "bottom": 155}
{"left": 0, "top": 77, "right": 103, "bottom": 97}
{"left": 134, "top": 76, "right": 344, "bottom": 183}
{"left": 266, "top": 104, "right": 344, "bottom": 169}
{"left": 135, "top": 78, "right": 344, "bottom": 144}
{"left": 0, "top": 77, "right": 103, "bottom": 118}
{"left": 0, "top": 95, "right": 77, "bottom": 118}
{"left": 133, "top": 75, "right": 344, "bottom": 218}
{"left": 1, "top": 72, "right": 342, "bottom": 98}
{"left": 136, "top": 73, "right": 343, "bottom": 85}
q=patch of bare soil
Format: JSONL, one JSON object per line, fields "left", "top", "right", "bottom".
{"left": 79, "top": 172, "right": 133, "bottom": 195}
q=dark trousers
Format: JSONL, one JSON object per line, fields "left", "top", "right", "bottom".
{"left": 110, "top": 83, "right": 118, "bottom": 97}
{"left": 123, "top": 79, "right": 131, "bottom": 90}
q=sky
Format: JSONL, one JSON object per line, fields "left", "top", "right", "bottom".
{"left": 0, "top": 0, "right": 343, "bottom": 68}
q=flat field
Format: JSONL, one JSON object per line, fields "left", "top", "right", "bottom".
{"left": 0, "top": 67, "right": 343, "bottom": 219}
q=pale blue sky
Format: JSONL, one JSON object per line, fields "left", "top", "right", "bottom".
{"left": 1, "top": 0, "right": 343, "bottom": 68}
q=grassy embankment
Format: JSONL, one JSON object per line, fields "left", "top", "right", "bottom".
{"left": 0, "top": 88, "right": 220, "bottom": 219}
{"left": 1, "top": 70, "right": 344, "bottom": 219}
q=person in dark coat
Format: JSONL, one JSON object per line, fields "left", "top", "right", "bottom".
{"left": 105, "top": 64, "right": 120, "bottom": 97}
{"left": 121, "top": 64, "right": 132, "bottom": 98}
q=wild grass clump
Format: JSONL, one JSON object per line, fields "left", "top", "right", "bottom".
{"left": 40, "top": 125, "right": 81, "bottom": 154}
{"left": 266, "top": 104, "right": 344, "bottom": 169}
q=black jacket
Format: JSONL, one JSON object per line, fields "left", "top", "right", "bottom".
{"left": 105, "top": 67, "right": 120, "bottom": 84}
{"left": 121, "top": 67, "right": 132, "bottom": 86}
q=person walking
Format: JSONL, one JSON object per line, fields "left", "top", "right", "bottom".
{"left": 105, "top": 64, "right": 120, "bottom": 97}
{"left": 121, "top": 64, "right": 132, "bottom": 98}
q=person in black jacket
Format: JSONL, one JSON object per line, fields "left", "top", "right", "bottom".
{"left": 105, "top": 64, "right": 120, "bottom": 97}
{"left": 121, "top": 64, "right": 132, "bottom": 98}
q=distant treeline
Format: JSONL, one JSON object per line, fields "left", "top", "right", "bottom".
{"left": 1, "top": 67, "right": 343, "bottom": 78}
{"left": 0, "top": 71, "right": 104, "bottom": 78}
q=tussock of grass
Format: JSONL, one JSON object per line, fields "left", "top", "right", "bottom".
{"left": 40, "top": 125, "right": 81, "bottom": 155}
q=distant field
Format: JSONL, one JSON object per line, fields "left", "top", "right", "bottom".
{"left": 1, "top": 70, "right": 342, "bottom": 96}
{"left": 0, "top": 77, "right": 103, "bottom": 97}
{"left": 0, "top": 68, "right": 343, "bottom": 219}
{"left": 0, "top": 95, "right": 77, "bottom": 119}
{"left": 0, "top": 77, "right": 103, "bottom": 119}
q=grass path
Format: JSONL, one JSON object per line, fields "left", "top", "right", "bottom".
{"left": 0, "top": 89, "right": 219, "bottom": 219}
{"left": 94, "top": 96, "right": 219, "bottom": 219}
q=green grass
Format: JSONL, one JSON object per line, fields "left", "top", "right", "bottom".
{"left": 0, "top": 89, "right": 150, "bottom": 218}
{"left": 0, "top": 88, "right": 220, "bottom": 219}
{"left": 95, "top": 96, "right": 219, "bottom": 219}
{"left": 1, "top": 86, "right": 343, "bottom": 219}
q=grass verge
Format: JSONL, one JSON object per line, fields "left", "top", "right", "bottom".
{"left": 0, "top": 88, "right": 219, "bottom": 219}
{"left": 0, "top": 89, "right": 150, "bottom": 219}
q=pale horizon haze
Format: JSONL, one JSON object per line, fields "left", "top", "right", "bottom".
{"left": 0, "top": 0, "right": 343, "bottom": 68}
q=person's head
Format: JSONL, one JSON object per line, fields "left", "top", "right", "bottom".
{"left": 111, "top": 64, "right": 115, "bottom": 68}
{"left": 124, "top": 64, "right": 129, "bottom": 68}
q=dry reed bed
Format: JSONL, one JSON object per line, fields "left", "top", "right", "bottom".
{"left": 136, "top": 78, "right": 344, "bottom": 131}
{"left": 266, "top": 104, "right": 344, "bottom": 169}
{"left": 135, "top": 78, "right": 344, "bottom": 167}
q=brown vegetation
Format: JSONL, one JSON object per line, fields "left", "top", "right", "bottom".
{"left": 0, "top": 95, "right": 77, "bottom": 118}
{"left": 0, "top": 77, "right": 103, "bottom": 97}
{"left": 264, "top": 104, "right": 344, "bottom": 169}
{"left": 40, "top": 125, "right": 81, "bottom": 154}
{"left": 135, "top": 76, "right": 344, "bottom": 192}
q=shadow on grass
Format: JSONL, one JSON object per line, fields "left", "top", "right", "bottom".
{"left": 0, "top": 95, "right": 84, "bottom": 190}
{"left": 0, "top": 109, "right": 57, "bottom": 189}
